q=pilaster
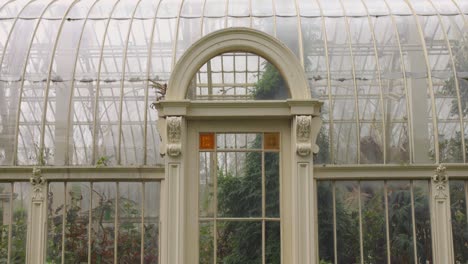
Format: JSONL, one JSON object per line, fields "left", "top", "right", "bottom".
{"left": 160, "top": 116, "right": 186, "bottom": 264}
{"left": 430, "top": 164, "right": 454, "bottom": 263}
{"left": 291, "top": 115, "right": 322, "bottom": 264}
{"left": 26, "top": 167, "right": 47, "bottom": 264}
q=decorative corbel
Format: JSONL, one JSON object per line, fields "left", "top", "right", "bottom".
{"left": 296, "top": 115, "right": 322, "bottom": 157}
{"left": 30, "top": 167, "right": 46, "bottom": 202}
{"left": 166, "top": 116, "right": 182, "bottom": 157}
{"left": 432, "top": 164, "right": 448, "bottom": 199}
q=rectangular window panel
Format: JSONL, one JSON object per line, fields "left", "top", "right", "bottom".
{"left": 450, "top": 180, "right": 468, "bottom": 263}
{"left": 11, "top": 182, "right": 30, "bottom": 263}
{"left": 199, "top": 132, "right": 280, "bottom": 263}
{"left": 0, "top": 183, "right": 12, "bottom": 263}
{"left": 318, "top": 180, "right": 432, "bottom": 264}
{"left": 45, "top": 181, "right": 161, "bottom": 264}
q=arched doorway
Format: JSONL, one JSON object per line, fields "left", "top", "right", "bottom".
{"left": 155, "top": 28, "right": 322, "bottom": 264}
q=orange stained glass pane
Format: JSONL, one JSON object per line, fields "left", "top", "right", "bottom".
{"left": 264, "top": 132, "right": 280, "bottom": 150}
{"left": 199, "top": 133, "right": 215, "bottom": 150}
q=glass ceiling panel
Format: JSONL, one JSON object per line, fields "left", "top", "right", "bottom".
{"left": 180, "top": 0, "right": 204, "bottom": 18}
{"left": 340, "top": 0, "right": 367, "bottom": 17}
{"left": 385, "top": 0, "right": 412, "bottom": 16}
{"left": 204, "top": 0, "right": 226, "bottom": 18}
{"left": 67, "top": 0, "right": 98, "bottom": 19}
{"left": 317, "top": 0, "right": 343, "bottom": 17}
{"left": 20, "top": 0, "right": 52, "bottom": 18}
{"left": 251, "top": 0, "right": 272, "bottom": 17}
{"left": 452, "top": 0, "right": 468, "bottom": 13}
{"left": 134, "top": 0, "right": 159, "bottom": 19}
{"left": 297, "top": 0, "right": 321, "bottom": 17}
{"left": 408, "top": 0, "right": 436, "bottom": 15}
{"left": 430, "top": 0, "right": 461, "bottom": 15}
{"left": 112, "top": 0, "right": 140, "bottom": 19}
{"left": 0, "top": 0, "right": 31, "bottom": 18}
{"left": 274, "top": 0, "right": 296, "bottom": 17}
{"left": 43, "top": 0, "right": 76, "bottom": 19}
{"left": 228, "top": 0, "right": 249, "bottom": 17}
{"left": 361, "top": 0, "right": 389, "bottom": 16}
{"left": 156, "top": 0, "right": 183, "bottom": 18}
{"left": 88, "top": 0, "right": 118, "bottom": 19}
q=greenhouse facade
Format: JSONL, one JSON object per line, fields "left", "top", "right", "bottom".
{"left": 0, "top": 0, "right": 467, "bottom": 263}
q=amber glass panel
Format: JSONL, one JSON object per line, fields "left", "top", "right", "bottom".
{"left": 200, "top": 133, "right": 215, "bottom": 150}
{"left": 264, "top": 132, "right": 280, "bottom": 150}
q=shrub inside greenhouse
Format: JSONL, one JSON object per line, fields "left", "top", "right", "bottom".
{"left": 0, "top": 0, "right": 467, "bottom": 263}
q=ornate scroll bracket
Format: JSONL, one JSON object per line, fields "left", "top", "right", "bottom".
{"left": 167, "top": 116, "right": 182, "bottom": 157}
{"left": 30, "top": 167, "right": 46, "bottom": 202}
{"left": 432, "top": 164, "right": 448, "bottom": 200}
{"left": 295, "top": 115, "right": 322, "bottom": 157}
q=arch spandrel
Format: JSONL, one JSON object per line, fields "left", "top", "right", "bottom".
{"left": 166, "top": 27, "right": 311, "bottom": 101}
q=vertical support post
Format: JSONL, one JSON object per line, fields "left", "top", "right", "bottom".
{"left": 291, "top": 115, "right": 322, "bottom": 264}
{"left": 26, "top": 167, "right": 47, "bottom": 264}
{"left": 430, "top": 164, "right": 454, "bottom": 263}
{"left": 160, "top": 116, "right": 186, "bottom": 264}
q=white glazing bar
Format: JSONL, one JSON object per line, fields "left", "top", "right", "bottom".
{"left": 140, "top": 182, "right": 145, "bottom": 264}
{"left": 60, "top": 182, "right": 66, "bottom": 264}
{"left": 117, "top": 0, "right": 144, "bottom": 165}
{"left": 261, "top": 149, "right": 265, "bottom": 264}
{"left": 114, "top": 182, "right": 119, "bottom": 263}
{"left": 143, "top": 0, "right": 162, "bottom": 165}
{"left": 293, "top": 0, "right": 305, "bottom": 68}
{"left": 403, "top": 0, "right": 440, "bottom": 163}
{"left": 381, "top": 0, "right": 414, "bottom": 164}
{"left": 332, "top": 181, "right": 337, "bottom": 264}
{"left": 410, "top": 181, "right": 418, "bottom": 263}
{"left": 384, "top": 181, "right": 391, "bottom": 263}
{"left": 336, "top": 0, "right": 362, "bottom": 164}
{"left": 313, "top": 0, "right": 334, "bottom": 162}
{"left": 88, "top": 182, "right": 92, "bottom": 263}
{"left": 360, "top": 0, "right": 388, "bottom": 163}
{"left": 170, "top": 0, "right": 185, "bottom": 71}
{"left": 358, "top": 182, "right": 363, "bottom": 264}
{"left": 39, "top": 0, "right": 81, "bottom": 165}
{"left": 90, "top": 0, "right": 122, "bottom": 164}
{"left": 64, "top": 0, "right": 107, "bottom": 165}
{"left": 7, "top": 182, "right": 13, "bottom": 263}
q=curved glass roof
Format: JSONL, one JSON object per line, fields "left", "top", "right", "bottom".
{"left": 0, "top": 0, "right": 467, "bottom": 166}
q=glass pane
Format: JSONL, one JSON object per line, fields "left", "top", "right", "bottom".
{"left": 388, "top": 181, "right": 414, "bottom": 263}
{"left": 199, "top": 222, "right": 214, "bottom": 264}
{"left": 335, "top": 181, "right": 360, "bottom": 263}
{"left": 188, "top": 52, "right": 289, "bottom": 100}
{"left": 317, "top": 181, "right": 334, "bottom": 263}
{"left": 217, "top": 221, "right": 262, "bottom": 263}
{"left": 217, "top": 152, "right": 262, "bottom": 218}
{"left": 11, "top": 182, "right": 29, "bottom": 263}
{"left": 450, "top": 181, "right": 468, "bottom": 263}
{"left": 91, "top": 182, "right": 116, "bottom": 263}
{"left": 361, "top": 181, "right": 387, "bottom": 263}
{"left": 265, "top": 152, "right": 279, "bottom": 217}
{"left": 0, "top": 183, "right": 11, "bottom": 263}
{"left": 413, "top": 180, "right": 432, "bottom": 263}
{"left": 264, "top": 133, "right": 280, "bottom": 150}
{"left": 265, "top": 221, "right": 281, "bottom": 264}
{"left": 64, "top": 182, "right": 90, "bottom": 262}
{"left": 199, "top": 152, "right": 215, "bottom": 218}
{"left": 118, "top": 183, "right": 142, "bottom": 263}
{"left": 47, "top": 182, "right": 65, "bottom": 263}
{"left": 144, "top": 182, "right": 160, "bottom": 263}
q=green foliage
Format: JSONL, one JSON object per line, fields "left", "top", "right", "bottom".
{"left": 252, "top": 63, "right": 288, "bottom": 100}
